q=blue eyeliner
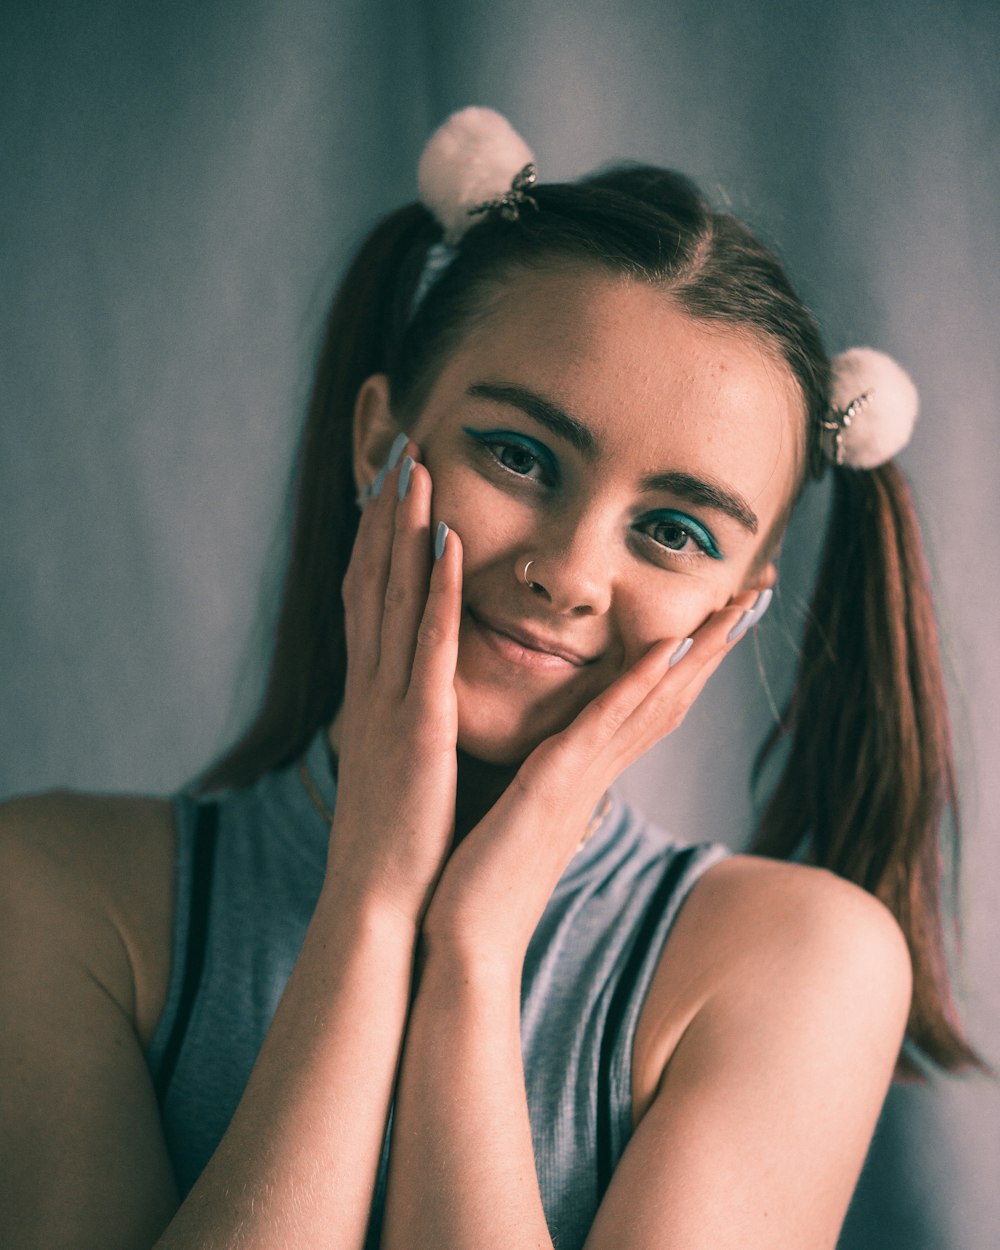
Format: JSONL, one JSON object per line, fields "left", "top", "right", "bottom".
{"left": 640, "top": 509, "right": 723, "bottom": 560}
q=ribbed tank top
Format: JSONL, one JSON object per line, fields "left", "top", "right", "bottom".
{"left": 145, "top": 732, "right": 730, "bottom": 1249}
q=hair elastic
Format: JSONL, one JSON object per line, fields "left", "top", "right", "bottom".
{"left": 823, "top": 347, "right": 919, "bottom": 469}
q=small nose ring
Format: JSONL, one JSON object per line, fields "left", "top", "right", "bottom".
{"left": 520, "top": 559, "right": 537, "bottom": 589}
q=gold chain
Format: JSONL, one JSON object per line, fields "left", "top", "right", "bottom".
{"left": 298, "top": 758, "right": 333, "bottom": 825}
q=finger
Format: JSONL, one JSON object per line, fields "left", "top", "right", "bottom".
{"left": 344, "top": 440, "right": 421, "bottom": 679}
{"left": 378, "top": 457, "right": 434, "bottom": 691}
{"left": 407, "top": 522, "right": 463, "bottom": 707}
{"left": 549, "top": 588, "right": 765, "bottom": 765}
{"left": 622, "top": 589, "right": 767, "bottom": 750}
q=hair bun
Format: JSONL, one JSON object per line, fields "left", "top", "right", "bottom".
{"left": 417, "top": 107, "right": 535, "bottom": 245}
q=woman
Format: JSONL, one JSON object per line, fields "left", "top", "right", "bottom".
{"left": 0, "top": 108, "right": 984, "bottom": 1248}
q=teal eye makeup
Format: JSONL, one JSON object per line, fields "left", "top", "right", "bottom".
{"left": 462, "top": 427, "right": 559, "bottom": 485}
{"left": 637, "top": 509, "right": 723, "bottom": 560}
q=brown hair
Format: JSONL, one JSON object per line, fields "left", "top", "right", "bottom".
{"left": 200, "top": 164, "right": 985, "bottom": 1079}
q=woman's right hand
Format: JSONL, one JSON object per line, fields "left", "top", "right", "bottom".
{"left": 326, "top": 438, "right": 464, "bottom": 928}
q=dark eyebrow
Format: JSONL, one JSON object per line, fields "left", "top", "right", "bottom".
{"left": 467, "top": 379, "right": 758, "bottom": 535}
{"left": 642, "top": 470, "right": 759, "bottom": 535}
{"left": 466, "top": 382, "right": 598, "bottom": 458}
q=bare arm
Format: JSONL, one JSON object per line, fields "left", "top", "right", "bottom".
{"left": 0, "top": 793, "right": 418, "bottom": 1250}
{"left": 1, "top": 446, "right": 464, "bottom": 1248}
{"left": 379, "top": 600, "right": 912, "bottom": 1249}
{"left": 382, "top": 858, "right": 911, "bottom": 1250}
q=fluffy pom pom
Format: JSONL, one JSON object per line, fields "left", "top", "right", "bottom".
{"left": 418, "top": 107, "right": 535, "bottom": 244}
{"left": 829, "top": 347, "right": 919, "bottom": 469}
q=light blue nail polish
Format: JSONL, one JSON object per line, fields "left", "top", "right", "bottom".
{"left": 387, "top": 431, "right": 408, "bottom": 470}
{"left": 727, "top": 609, "right": 754, "bottom": 644}
{"left": 371, "top": 465, "right": 387, "bottom": 497}
{"left": 397, "top": 456, "right": 414, "bottom": 501}
{"left": 747, "top": 586, "right": 773, "bottom": 628}
{"left": 669, "top": 637, "right": 693, "bottom": 667}
{"left": 434, "top": 521, "right": 449, "bottom": 560}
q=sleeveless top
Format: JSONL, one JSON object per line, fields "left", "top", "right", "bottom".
{"left": 145, "top": 732, "right": 730, "bottom": 1249}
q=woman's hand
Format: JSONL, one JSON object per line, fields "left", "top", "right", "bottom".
{"left": 326, "top": 439, "right": 464, "bottom": 929}
{"left": 421, "top": 590, "right": 765, "bottom": 960}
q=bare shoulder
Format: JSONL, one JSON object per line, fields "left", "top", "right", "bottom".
{"left": 688, "top": 853, "right": 912, "bottom": 995}
{"left": 633, "top": 853, "right": 912, "bottom": 1125}
{"left": 0, "top": 789, "right": 176, "bottom": 1044}
{"left": 616, "top": 856, "right": 914, "bottom": 1247}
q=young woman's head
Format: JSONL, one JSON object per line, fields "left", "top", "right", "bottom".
{"left": 353, "top": 261, "right": 798, "bottom": 764}
{"left": 202, "top": 128, "right": 983, "bottom": 1078}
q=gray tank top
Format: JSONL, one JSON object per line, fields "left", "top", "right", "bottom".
{"left": 146, "top": 732, "right": 729, "bottom": 1249}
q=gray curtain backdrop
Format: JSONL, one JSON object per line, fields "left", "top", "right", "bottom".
{"left": 3, "top": 1, "right": 997, "bottom": 1244}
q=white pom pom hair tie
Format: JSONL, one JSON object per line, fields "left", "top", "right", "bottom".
{"left": 821, "top": 348, "right": 920, "bottom": 469}
{"left": 417, "top": 107, "right": 537, "bottom": 245}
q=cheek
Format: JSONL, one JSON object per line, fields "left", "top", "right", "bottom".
{"left": 426, "top": 460, "right": 528, "bottom": 573}
{"left": 618, "top": 578, "right": 731, "bottom": 664}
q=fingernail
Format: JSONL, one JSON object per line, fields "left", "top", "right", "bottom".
{"left": 397, "top": 456, "right": 414, "bottom": 501}
{"left": 747, "top": 586, "right": 773, "bottom": 627}
{"left": 435, "top": 521, "right": 449, "bottom": 560}
{"left": 727, "top": 609, "right": 754, "bottom": 644}
{"left": 387, "top": 431, "right": 409, "bottom": 470}
{"left": 371, "top": 465, "right": 388, "bottom": 497}
{"left": 668, "top": 637, "right": 693, "bottom": 667}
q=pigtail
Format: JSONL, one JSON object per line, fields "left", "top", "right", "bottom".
{"left": 199, "top": 203, "right": 438, "bottom": 791}
{"left": 752, "top": 462, "right": 988, "bottom": 1079}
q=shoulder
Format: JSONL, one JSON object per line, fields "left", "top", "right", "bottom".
{"left": 688, "top": 853, "right": 912, "bottom": 995}
{"left": 0, "top": 789, "right": 177, "bottom": 1044}
{"left": 617, "top": 857, "right": 912, "bottom": 1244}
{"left": 634, "top": 853, "right": 911, "bottom": 1122}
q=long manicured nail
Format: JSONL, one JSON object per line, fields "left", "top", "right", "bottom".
{"left": 435, "top": 521, "right": 449, "bottom": 560}
{"left": 727, "top": 609, "right": 754, "bottom": 644}
{"left": 668, "top": 637, "right": 693, "bottom": 667}
{"left": 371, "top": 465, "right": 388, "bottom": 497}
{"left": 747, "top": 586, "right": 773, "bottom": 627}
{"left": 387, "top": 431, "right": 409, "bottom": 470}
{"left": 397, "top": 456, "right": 414, "bottom": 500}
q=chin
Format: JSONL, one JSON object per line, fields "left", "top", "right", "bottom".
{"left": 454, "top": 684, "right": 578, "bottom": 767}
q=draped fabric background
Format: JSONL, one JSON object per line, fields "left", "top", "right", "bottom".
{"left": 3, "top": 1, "right": 997, "bottom": 1244}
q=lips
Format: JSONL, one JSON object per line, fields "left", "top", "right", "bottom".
{"left": 468, "top": 608, "right": 597, "bottom": 667}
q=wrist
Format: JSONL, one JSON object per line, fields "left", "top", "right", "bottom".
{"left": 314, "top": 875, "right": 423, "bottom": 950}
{"left": 418, "top": 928, "right": 525, "bottom": 997}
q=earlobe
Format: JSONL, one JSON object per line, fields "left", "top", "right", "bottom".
{"left": 352, "top": 374, "right": 405, "bottom": 495}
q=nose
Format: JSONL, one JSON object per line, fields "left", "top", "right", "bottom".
{"left": 519, "top": 512, "right": 614, "bottom": 616}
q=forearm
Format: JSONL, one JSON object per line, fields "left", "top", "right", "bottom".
{"left": 156, "top": 890, "right": 416, "bottom": 1250}
{"left": 380, "top": 943, "right": 554, "bottom": 1250}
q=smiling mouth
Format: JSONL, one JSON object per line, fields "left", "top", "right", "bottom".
{"left": 467, "top": 608, "right": 598, "bottom": 669}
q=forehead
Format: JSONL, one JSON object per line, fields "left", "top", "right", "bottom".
{"left": 418, "top": 265, "right": 805, "bottom": 523}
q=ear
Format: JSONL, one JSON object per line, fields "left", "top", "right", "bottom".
{"left": 352, "top": 374, "right": 405, "bottom": 497}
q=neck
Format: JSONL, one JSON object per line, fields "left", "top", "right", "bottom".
{"left": 454, "top": 749, "right": 518, "bottom": 842}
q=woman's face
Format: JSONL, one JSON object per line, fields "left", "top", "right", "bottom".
{"left": 359, "top": 265, "right": 804, "bottom": 765}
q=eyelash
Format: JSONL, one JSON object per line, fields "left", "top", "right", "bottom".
{"left": 463, "top": 427, "right": 723, "bottom": 563}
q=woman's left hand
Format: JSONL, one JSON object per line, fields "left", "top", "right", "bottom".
{"left": 421, "top": 590, "right": 762, "bottom": 962}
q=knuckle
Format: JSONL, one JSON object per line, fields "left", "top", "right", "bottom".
{"left": 416, "top": 619, "right": 451, "bottom": 650}
{"left": 383, "top": 579, "right": 409, "bottom": 610}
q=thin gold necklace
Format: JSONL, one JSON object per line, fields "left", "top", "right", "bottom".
{"left": 299, "top": 757, "right": 334, "bottom": 824}
{"left": 298, "top": 757, "right": 612, "bottom": 846}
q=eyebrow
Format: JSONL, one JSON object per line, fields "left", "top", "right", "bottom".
{"left": 640, "top": 470, "right": 758, "bottom": 535}
{"left": 465, "top": 379, "right": 759, "bottom": 535}
{"left": 467, "top": 382, "right": 598, "bottom": 457}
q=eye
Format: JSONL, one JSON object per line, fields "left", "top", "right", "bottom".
{"left": 636, "top": 510, "right": 723, "bottom": 560}
{"left": 462, "top": 427, "right": 557, "bottom": 485}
